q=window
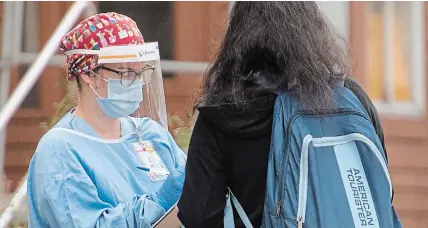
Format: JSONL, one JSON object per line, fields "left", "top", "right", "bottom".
{"left": 365, "top": 2, "right": 425, "bottom": 116}
{"left": 19, "top": 1, "right": 40, "bottom": 109}
{"left": 99, "top": 1, "right": 174, "bottom": 78}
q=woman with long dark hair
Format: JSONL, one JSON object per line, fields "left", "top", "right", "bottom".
{"left": 178, "top": 2, "right": 386, "bottom": 227}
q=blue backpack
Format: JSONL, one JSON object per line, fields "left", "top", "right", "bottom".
{"left": 224, "top": 86, "right": 402, "bottom": 228}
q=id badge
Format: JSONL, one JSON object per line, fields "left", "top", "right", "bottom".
{"left": 132, "top": 140, "right": 170, "bottom": 182}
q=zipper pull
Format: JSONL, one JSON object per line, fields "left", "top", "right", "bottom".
{"left": 298, "top": 216, "right": 303, "bottom": 228}
{"left": 276, "top": 201, "right": 282, "bottom": 217}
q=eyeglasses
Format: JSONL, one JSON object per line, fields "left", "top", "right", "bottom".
{"left": 96, "top": 63, "right": 156, "bottom": 87}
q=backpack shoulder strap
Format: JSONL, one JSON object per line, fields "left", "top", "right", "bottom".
{"left": 224, "top": 188, "right": 254, "bottom": 228}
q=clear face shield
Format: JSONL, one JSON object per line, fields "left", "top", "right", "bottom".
{"left": 67, "top": 42, "right": 167, "bottom": 128}
{"left": 97, "top": 42, "right": 167, "bottom": 127}
{"left": 134, "top": 58, "right": 167, "bottom": 127}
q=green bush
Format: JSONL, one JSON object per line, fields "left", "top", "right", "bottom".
{"left": 8, "top": 219, "right": 27, "bottom": 228}
{"left": 40, "top": 79, "right": 77, "bottom": 131}
{"left": 168, "top": 114, "right": 196, "bottom": 150}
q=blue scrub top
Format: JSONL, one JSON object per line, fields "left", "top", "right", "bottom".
{"left": 27, "top": 110, "right": 187, "bottom": 228}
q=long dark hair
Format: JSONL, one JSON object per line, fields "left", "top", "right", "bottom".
{"left": 196, "top": 1, "right": 350, "bottom": 110}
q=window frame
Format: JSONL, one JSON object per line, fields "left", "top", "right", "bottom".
{"left": 9, "top": 1, "right": 46, "bottom": 117}
{"left": 19, "top": 1, "right": 40, "bottom": 109}
{"left": 349, "top": 1, "right": 428, "bottom": 139}
{"left": 364, "top": 1, "right": 425, "bottom": 117}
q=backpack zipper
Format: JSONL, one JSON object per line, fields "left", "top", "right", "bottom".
{"left": 275, "top": 109, "right": 370, "bottom": 217}
{"left": 298, "top": 216, "right": 303, "bottom": 228}
{"left": 276, "top": 112, "right": 300, "bottom": 217}
{"left": 276, "top": 201, "right": 282, "bottom": 217}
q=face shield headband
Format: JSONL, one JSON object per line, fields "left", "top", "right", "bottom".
{"left": 65, "top": 42, "right": 168, "bottom": 127}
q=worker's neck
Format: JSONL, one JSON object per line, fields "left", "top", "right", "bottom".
{"left": 74, "top": 98, "right": 121, "bottom": 139}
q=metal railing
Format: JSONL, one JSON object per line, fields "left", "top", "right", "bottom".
{"left": 0, "top": 1, "right": 91, "bottom": 132}
{"left": 0, "top": 2, "right": 92, "bottom": 227}
{"left": 0, "top": 1, "right": 210, "bottom": 227}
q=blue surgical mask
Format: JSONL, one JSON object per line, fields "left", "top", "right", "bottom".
{"left": 90, "top": 78, "right": 143, "bottom": 118}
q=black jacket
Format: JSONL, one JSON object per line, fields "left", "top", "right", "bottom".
{"left": 177, "top": 79, "right": 386, "bottom": 228}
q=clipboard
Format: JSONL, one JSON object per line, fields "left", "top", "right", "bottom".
{"left": 153, "top": 202, "right": 182, "bottom": 228}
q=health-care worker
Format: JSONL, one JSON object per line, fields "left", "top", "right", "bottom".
{"left": 27, "top": 12, "right": 187, "bottom": 228}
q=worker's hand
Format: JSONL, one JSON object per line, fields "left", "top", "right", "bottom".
{"left": 148, "top": 165, "right": 186, "bottom": 211}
